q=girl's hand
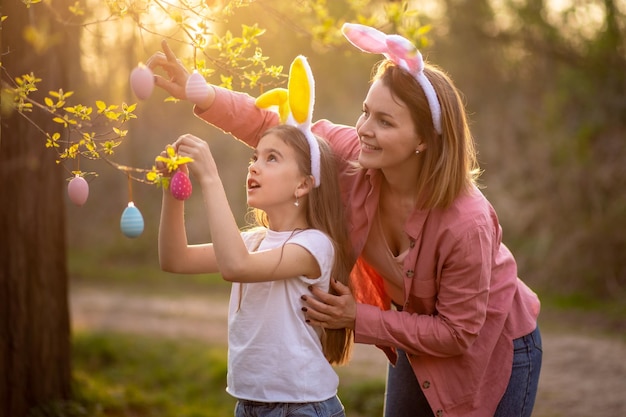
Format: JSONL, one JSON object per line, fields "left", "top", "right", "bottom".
{"left": 173, "top": 134, "right": 218, "bottom": 184}
{"left": 155, "top": 146, "right": 190, "bottom": 176}
{"left": 302, "top": 280, "right": 357, "bottom": 330}
{"left": 146, "top": 40, "right": 190, "bottom": 100}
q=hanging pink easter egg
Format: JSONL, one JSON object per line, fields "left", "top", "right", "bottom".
{"left": 130, "top": 64, "right": 154, "bottom": 100}
{"left": 170, "top": 170, "right": 192, "bottom": 200}
{"left": 67, "top": 175, "right": 89, "bottom": 206}
{"left": 185, "top": 71, "right": 210, "bottom": 105}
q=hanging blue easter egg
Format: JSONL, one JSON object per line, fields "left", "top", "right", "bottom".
{"left": 120, "top": 202, "right": 144, "bottom": 238}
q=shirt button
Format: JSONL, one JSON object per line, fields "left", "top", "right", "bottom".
{"left": 409, "top": 239, "right": 415, "bottom": 248}
{"left": 422, "top": 381, "right": 430, "bottom": 389}
{"left": 406, "top": 270, "right": 414, "bottom": 278}
{"left": 436, "top": 410, "right": 444, "bottom": 417}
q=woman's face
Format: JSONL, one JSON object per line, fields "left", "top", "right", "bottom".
{"left": 355, "top": 80, "right": 423, "bottom": 170}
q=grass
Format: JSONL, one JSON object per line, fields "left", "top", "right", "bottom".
{"left": 72, "top": 332, "right": 235, "bottom": 417}
{"left": 30, "top": 332, "right": 235, "bottom": 417}
{"left": 29, "top": 331, "right": 384, "bottom": 417}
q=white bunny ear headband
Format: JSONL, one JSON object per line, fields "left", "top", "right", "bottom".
{"left": 341, "top": 23, "right": 443, "bottom": 135}
{"left": 255, "top": 55, "right": 321, "bottom": 187}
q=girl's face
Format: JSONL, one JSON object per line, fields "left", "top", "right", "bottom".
{"left": 355, "top": 80, "right": 423, "bottom": 171}
{"left": 246, "top": 133, "right": 306, "bottom": 212}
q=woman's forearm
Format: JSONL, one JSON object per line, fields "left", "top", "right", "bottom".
{"left": 194, "top": 86, "right": 280, "bottom": 148}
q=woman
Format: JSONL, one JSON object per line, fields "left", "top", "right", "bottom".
{"left": 147, "top": 23, "right": 541, "bottom": 417}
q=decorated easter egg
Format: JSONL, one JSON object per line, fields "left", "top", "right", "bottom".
{"left": 185, "top": 71, "right": 210, "bottom": 105}
{"left": 67, "top": 175, "right": 89, "bottom": 206}
{"left": 130, "top": 64, "right": 154, "bottom": 100}
{"left": 120, "top": 202, "right": 144, "bottom": 238}
{"left": 170, "top": 170, "right": 192, "bottom": 200}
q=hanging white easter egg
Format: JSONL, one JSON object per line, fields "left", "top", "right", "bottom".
{"left": 185, "top": 71, "right": 210, "bottom": 105}
{"left": 67, "top": 175, "right": 89, "bottom": 206}
{"left": 130, "top": 64, "right": 154, "bottom": 100}
{"left": 120, "top": 202, "right": 144, "bottom": 238}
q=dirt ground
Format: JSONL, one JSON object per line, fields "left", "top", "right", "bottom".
{"left": 70, "top": 283, "right": 626, "bottom": 417}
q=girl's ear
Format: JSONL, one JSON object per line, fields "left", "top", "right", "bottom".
{"left": 296, "top": 175, "right": 315, "bottom": 197}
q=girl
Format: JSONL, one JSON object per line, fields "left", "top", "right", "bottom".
{"left": 148, "top": 24, "right": 542, "bottom": 417}
{"left": 158, "top": 126, "right": 352, "bottom": 417}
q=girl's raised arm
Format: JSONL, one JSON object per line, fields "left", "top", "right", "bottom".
{"left": 174, "top": 134, "right": 321, "bottom": 283}
{"left": 157, "top": 163, "right": 219, "bottom": 275}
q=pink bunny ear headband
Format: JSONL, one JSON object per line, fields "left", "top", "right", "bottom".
{"left": 255, "top": 56, "right": 321, "bottom": 187}
{"left": 341, "top": 23, "right": 443, "bottom": 135}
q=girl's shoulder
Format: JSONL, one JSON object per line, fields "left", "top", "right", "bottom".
{"left": 241, "top": 227, "right": 267, "bottom": 251}
{"left": 287, "top": 229, "right": 333, "bottom": 251}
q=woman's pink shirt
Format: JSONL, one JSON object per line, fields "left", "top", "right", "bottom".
{"left": 195, "top": 87, "right": 541, "bottom": 417}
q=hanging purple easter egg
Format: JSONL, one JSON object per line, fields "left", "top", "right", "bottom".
{"left": 120, "top": 202, "right": 144, "bottom": 238}
{"left": 67, "top": 175, "right": 89, "bottom": 206}
{"left": 130, "top": 64, "right": 154, "bottom": 100}
{"left": 185, "top": 71, "right": 210, "bottom": 105}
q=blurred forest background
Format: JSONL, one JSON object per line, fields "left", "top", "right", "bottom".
{"left": 2, "top": 0, "right": 626, "bottom": 416}
{"left": 56, "top": 0, "right": 625, "bottom": 301}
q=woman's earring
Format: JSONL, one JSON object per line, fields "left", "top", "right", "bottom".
{"left": 294, "top": 194, "right": 300, "bottom": 207}
{"left": 415, "top": 149, "right": 420, "bottom": 155}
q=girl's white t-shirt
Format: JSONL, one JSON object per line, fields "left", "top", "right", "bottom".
{"left": 226, "top": 228, "right": 338, "bottom": 402}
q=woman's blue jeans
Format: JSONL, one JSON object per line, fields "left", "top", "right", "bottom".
{"left": 383, "top": 327, "right": 542, "bottom": 417}
{"left": 494, "top": 326, "right": 543, "bottom": 417}
{"left": 234, "top": 395, "right": 345, "bottom": 417}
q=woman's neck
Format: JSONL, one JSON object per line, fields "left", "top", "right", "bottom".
{"left": 380, "top": 164, "right": 420, "bottom": 206}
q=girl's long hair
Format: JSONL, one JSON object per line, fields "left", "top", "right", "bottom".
{"left": 250, "top": 125, "right": 355, "bottom": 365}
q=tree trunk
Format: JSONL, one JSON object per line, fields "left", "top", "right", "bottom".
{"left": 1, "top": 3, "right": 73, "bottom": 416}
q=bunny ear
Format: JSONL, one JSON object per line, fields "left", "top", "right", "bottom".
{"left": 341, "top": 23, "right": 389, "bottom": 54}
{"left": 254, "top": 55, "right": 321, "bottom": 187}
{"left": 342, "top": 22, "right": 443, "bottom": 136}
{"left": 386, "top": 34, "right": 423, "bottom": 74}
{"left": 288, "top": 56, "right": 314, "bottom": 126}
{"left": 255, "top": 88, "right": 290, "bottom": 124}
{"left": 288, "top": 55, "right": 321, "bottom": 188}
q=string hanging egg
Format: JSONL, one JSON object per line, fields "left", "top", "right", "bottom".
{"left": 120, "top": 202, "right": 144, "bottom": 238}
{"left": 67, "top": 175, "right": 89, "bottom": 206}
{"left": 185, "top": 71, "right": 210, "bottom": 105}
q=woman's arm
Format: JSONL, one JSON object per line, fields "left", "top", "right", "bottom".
{"left": 304, "top": 221, "right": 500, "bottom": 358}
{"left": 193, "top": 86, "right": 280, "bottom": 149}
